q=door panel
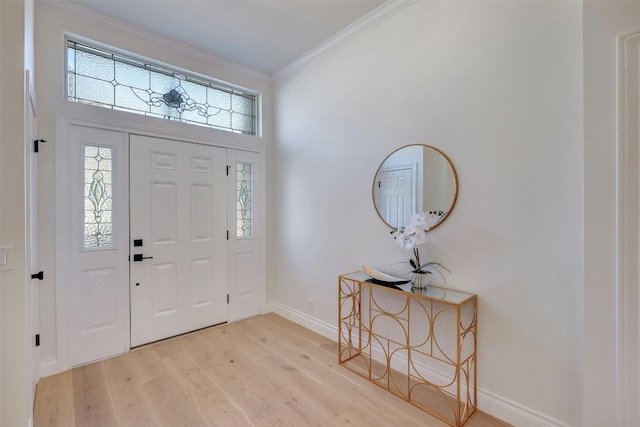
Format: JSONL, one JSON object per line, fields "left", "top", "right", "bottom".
{"left": 130, "top": 135, "right": 227, "bottom": 347}
{"left": 192, "top": 258, "right": 213, "bottom": 306}
{"left": 151, "top": 182, "right": 177, "bottom": 244}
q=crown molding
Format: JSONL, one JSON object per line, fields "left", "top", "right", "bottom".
{"left": 272, "top": 0, "right": 419, "bottom": 81}
{"left": 36, "top": 0, "right": 271, "bottom": 82}
{"left": 37, "top": 0, "right": 417, "bottom": 83}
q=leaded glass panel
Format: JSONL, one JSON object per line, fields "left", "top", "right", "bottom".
{"left": 237, "top": 163, "right": 253, "bottom": 238}
{"left": 84, "top": 145, "right": 114, "bottom": 249}
{"left": 67, "top": 40, "right": 258, "bottom": 136}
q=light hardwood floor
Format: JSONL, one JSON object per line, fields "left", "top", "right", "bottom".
{"left": 34, "top": 313, "right": 511, "bottom": 427}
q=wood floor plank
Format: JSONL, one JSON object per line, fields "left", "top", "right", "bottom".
{"left": 254, "top": 353, "right": 348, "bottom": 423}
{"left": 223, "top": 320, "right": 273, "bottom": 361}
{"left": 71, "top": 363, "right": 119, "bottom": 427}
{"left": 34, "top": 314, "right": 512, "bottom": 427}
{"left": 332, "top": 406, "right": 396, "bottom": 427}
{"left": 143, "top": 373, "right": 210, "bottom": 427}
{"left": 150, "top": 334, "right": 190, "bottom": 359}
{"left": 205, "top": 360, "right": 292, "bottom": 426}
{"left": 237, "top": 316, "right": 436, "bottom": 426}
{"left": 102, "top": 352, "right": 160, "bottom": 426}
{"left": 217, "top": 355, "right": 328, "bottom": 427}
{"left": 184, "top": 325, "right": 245, "bottom": 367}
{"left": 161, "top": 351, "right": 251, "bottom": 426}
{"left": 33, "top": 370, "right": 75, "bottom": 427}
{"left": 126, "top": 346, "right": 169, "bottom": 384}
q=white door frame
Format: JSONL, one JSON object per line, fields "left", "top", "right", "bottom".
{"left": 25, "top": 69, "right": 40, "bottom": 418}
{"left": 617, "top": 30, "right": 640, "bottom": 427}
{"left": 53, "top": 112, "right": 266, "bottom": 374}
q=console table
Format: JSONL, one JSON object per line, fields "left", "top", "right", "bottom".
{"left": 338, "top": 271, "right": 477, "bottom": 427}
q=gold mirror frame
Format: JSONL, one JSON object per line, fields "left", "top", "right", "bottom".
{"left": 372, "top": 144, "right": 458, "bottom": 231}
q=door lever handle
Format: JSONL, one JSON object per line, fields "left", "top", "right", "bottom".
{"left": 133, "top": 254, "right": 154, "bottom": 262}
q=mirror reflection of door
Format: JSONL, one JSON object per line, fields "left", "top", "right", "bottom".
{"left": 373, "top": 144, "right": 458, "bottom": 231}
{"left": 374, "top": 164, "right": 416, "bottom": 229}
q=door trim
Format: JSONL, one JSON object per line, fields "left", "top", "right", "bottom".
{"left": 26, "top": 69, "right": 40, "bottom": 418}
{"left": 53, "top": 112, "right": 266, "bottom": 374}
{"left": 617, "top": 30, "right": 640, "bottom": 427}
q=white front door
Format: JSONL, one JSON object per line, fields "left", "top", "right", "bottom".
{"left": 129, "top": 135, "right": 228, "bottom": 347}
{"left": 57, "top": 118, "right": 264, "bottom": 371}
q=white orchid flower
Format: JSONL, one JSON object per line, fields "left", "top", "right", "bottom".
{"left": 389, "top": 211, "right": 449, "bottom": 282}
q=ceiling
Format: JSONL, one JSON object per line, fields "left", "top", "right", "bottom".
{"left": 69, "top": 0, "right": 387, "bottom": 75}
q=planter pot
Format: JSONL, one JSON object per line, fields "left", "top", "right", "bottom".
{"left": 411, "top": 272, "right": 429, "bottom": 289}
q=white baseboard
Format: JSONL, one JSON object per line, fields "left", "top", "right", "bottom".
{"left": 267, "top": 301, "right": 336, "bottom": 341}
{"left": 477, "top": 389, "right": 571, "bottom": 427}
{"left": 39, "top": 357, "right": 60, "bottom": 378}
{"left": 267, "top": 300, "right": 570, "bottom": 427}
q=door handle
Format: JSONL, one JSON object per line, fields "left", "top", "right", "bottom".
{"left": 133, "top": 254, "right": 154, "bottom": 262}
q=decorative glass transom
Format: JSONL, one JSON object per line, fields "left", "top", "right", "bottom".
{"left": 236, "top": 163, "right": 253, "bottom": 238}
{"left": 84, "top": 145, "right": 114, "bottom": 249}
{"left": 66, "top": 40, "right": 258, "bottom": 135}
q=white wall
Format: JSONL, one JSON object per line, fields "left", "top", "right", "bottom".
{"left": 273, "top": 2, "right": 584, "bottom": 425}
{"left": 583, "top": 2, "right": 640, "bottom": 426}
{"left": 34, "top": 1, "right": 273, "bottom": 374}
{"left": 0, "top": 1, "right": 34, "bottom": 425}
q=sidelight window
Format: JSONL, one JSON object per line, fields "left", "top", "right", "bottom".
{"left": 84, "top": 145, "right": 114, "bottom": 249}
{"left": 236, "top": 163, "right": 253, "bottom": 238}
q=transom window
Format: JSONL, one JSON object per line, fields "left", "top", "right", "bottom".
{"left": 66, "top": 40, "right": 258, "bottom": 135}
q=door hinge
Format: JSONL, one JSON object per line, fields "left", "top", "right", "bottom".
{"left": 226, "top": 165, "right": 231, "bottom": 176}
{"left": 35, "top": 334, "right": 40, "bottom": 347}
{"left": 227, "top": 294, "right": 229, "bottom": 304}
{"left": 33, "top": 139, "right": 47, "bottom": 153}
{"left": 227, "top": 230, "right": 229, "bottom": 240}
{"left": 31, "top": 271, "right": 44, "bottom": 280}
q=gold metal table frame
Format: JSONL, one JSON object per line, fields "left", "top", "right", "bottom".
{"left": 338, "top": 272, "right": 477, "bottom": 427}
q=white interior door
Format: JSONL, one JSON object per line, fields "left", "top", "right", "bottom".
{"left": 374, "top": 167, "right": 415, "bottom": 229}
{"left": 129, "top": 135, "right": 228, "bottom": 347}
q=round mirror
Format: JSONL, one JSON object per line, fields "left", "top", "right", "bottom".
{"left": 372, "top": 144, "right": 458, "bottom": 231}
